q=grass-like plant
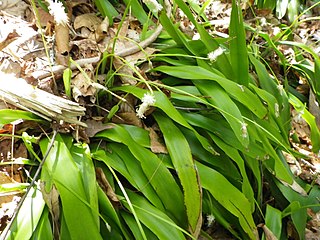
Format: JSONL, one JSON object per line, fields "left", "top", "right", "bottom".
{"left": 1, "top": 0, "right": 320, "bottom": 239}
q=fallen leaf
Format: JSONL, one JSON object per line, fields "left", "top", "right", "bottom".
{"left": 85, "top": 119, "right": 114, "bottom": 137}
{"left": 257, "top": 223, "right": 278, "bottom": 240}
{"left": 96, "top": 168, "right": 119, "bottom": 204}
{"left": 147, "top": 127, "right": 168, "bottom": 154}
{"left": 72, "top": 65, "right": 97, "bottom": 102}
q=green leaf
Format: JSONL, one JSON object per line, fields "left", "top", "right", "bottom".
{"left": 95, "top": 124, "right": 187, "bottom": 225}
{"left": 154, "top": 112, "right": 202, "bottom": 235}
{"left": 63, "top": 68, "right": 72, "bottom": 98}
{"left": 5, "top": 186, "right": 45, "bottom": 240}
{"left": 196, "top": 162, "right": 258, "bottom": 239}
{"left": 265, "top": 205, "right": 282, "bottom": 239}
{"left": 283, "top": 201, "right": 307, "bottom": 240}
{"left": 94, "top": 0, "right": 118, "bottom": 24}
{"left": 230, "top": 0, "right": 249, "bottom": 86}
{"left": 195, "top": 81, "right": 249, "bottom": 147}
{"left": 71, "top": 143, "right": 100, "bottom": 227}
{"left": 208, "top": 133, "right": 255, "bottom": 212}
{"left": 113, "top": 86, "right": 218, "bottom": 155}
{"left": 40, "top": 134, "right": 102, "bottom": 240}
{"left": 108, "top": 143, "right": 165, "bottom": 210}
{"left": 0, "top": 109, "right": 43, "bottom": 124}
{"left": 154, "top": 65, "right": 267, "bottom": 118}
{"left": 30, "top": 208, "right": 53, "bottom": 240}
{"left": 122, "top": 191, "right": 188, "bottom": 240}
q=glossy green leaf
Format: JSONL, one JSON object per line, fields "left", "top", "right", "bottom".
{"left": 230, "top": 0, "right": 249, "bottom": 86}
{"left": 154, "top": 112, "right": 201, "bottom": 234}
{"left": 113, "top": 86, "right": 218, "bottom": 155}
{"left": 5, "top": 186, "right": 45, "bottom": 240}
{"left": 95, "top": 124, "right": 186, "bottom": 225}
{"left": 122, "top": 191, "right": 187, "bottom": 240}
{"left": 108, "top": 143, "right": 165, "bottom": 210}
{"left": 265, "top": 205, "right": 282, "bottom": 239}
{"left": 154, "top": 65, "right": 267, "bottom": 118}
{"left": 196, "top": 162, "right": 258, "bottom": 239}
{"left": 40, "top": 134, "right": 102, "bottom": 240}
{"left": 94, "top": 0, "right": 118, "bottom": 24}
{"left": 0, "top": 109, "right": 42, "bottom": 124}
{"left": 30, "top": 208, "right": 53, "bottom": 240}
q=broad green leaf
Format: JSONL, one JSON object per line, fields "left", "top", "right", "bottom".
{"left": 230, "top": 0, "right": 249, "bottom": 86}
{"left": 196, "top": 162, "right": 258, "bottom": 239}
{"left": 5, "top": 186, "right": 45, "bottom": 240}
{"left": 122, "top": 191, "right": 187, "bottom": 240}
{"left": 97, "top": 186, "right": 131, "bottom": 239}
{"left": 71, "top": 143, "right": 99, "bottom": 227}
{"left": 40, "top": 134, "right": 102, "bottom": 240}
{"left": 208, "top": 133, "right": 255, "bottom": 212}
{"left": 179, "top": 125, "right": 241, "bottom": 181}
{"left": 283, "top": 201, "right": 307, "bottom": 240}
{"left": 0, "top": 109, "right": 43, "bottom": 124}
{"left": 95, "top": 124, "right": 186, "bottom": 225}
{"left": 122, "top": 125, "right": 150, "bottom": 147}
{"left": 94, "top": 0, "right": 118, "bottom": 24}
{"left": 154, "top": 65, "right": 267, "bottom": 118}
{"left": 249, "top": 54, "right": 290, "bottom": 129}
{"left": 108, "top": 143, "right": 165, "bottom": 210}
{"left": 265, "top": 205, "right": 282, "bottom": 239}
{"left": 256, "top": 127, "right": 293, "bottom": 184}
{"left": 195, "top": 81, "right": 249, "bottom": 147}
{"left": 121, "top": 211, "right": 159, "bottom": 240}
{"left": 30, "top": 208, "right": 53, "bottom": 240}
{"left": 113, "top": 86, "right": 218, "bottom": 155}
{"left": 154, "top": 112, "right": 202, "bottom": 235}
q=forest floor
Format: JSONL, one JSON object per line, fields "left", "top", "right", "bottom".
{"left": 0, "top": 0, "right": 320, "bottom": 239}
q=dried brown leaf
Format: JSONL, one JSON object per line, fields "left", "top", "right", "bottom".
{"left": 85, "top": 119, "right": 114, "bottom": 137}
{"left": 147, "top": 127, "right": 168, "bottom": 154}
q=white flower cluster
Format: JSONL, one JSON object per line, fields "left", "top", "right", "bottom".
{"left": 241, "top": 122, "right": 248, "bottom": 139}
{"left": 143, "top": 0, "right": 163, "bottom": 12}
{"left": 46, "top": 0, "right": 69, "bottom": 26}
{"left": 136, "top": 93, "right": 156, "bottom": 119}
{"left": 207, "top": 47, "right": 225, "bottom": 62}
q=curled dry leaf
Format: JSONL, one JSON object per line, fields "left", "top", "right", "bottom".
{"left": 74, "top": 13, "right": 101, "bottom": 32}
{"left": 257, "top": 224, "right": 278, "bottom": 240}
{"left": 74, "top": 13, "right": 108, "bottom": 42}
{"left": 72, "top": 64, "right": 96, "bottom": 103}
{"left": 40, "top": 182, "right": 60, "bottom": 238}
{"left": 55, "top": 23, "right": 70, "bottom": 66}
{"left": 85, "top": 119, "right": 114, "bottom": 138}
{"left": 148, "top": 127, "right": 168, "bottom": 154}
{"left": 96, "top": 168, "right": 119, "bottom": 203}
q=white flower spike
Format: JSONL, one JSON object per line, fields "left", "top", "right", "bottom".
{"left": 207, "top": 47, "right": 225, "bottom": 62}
{"left": 47, "top": 0, "right": 69, "bottom": 26}
{"left": 143, "top": 0, "right": 163, "bottom": 12}
{"left": 136, "top": 93, "right": 156, "bottom": 119}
